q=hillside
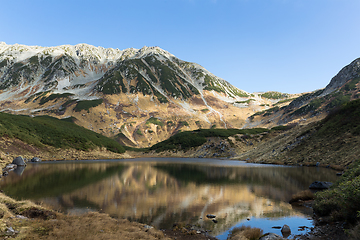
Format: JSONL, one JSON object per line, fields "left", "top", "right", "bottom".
{"left": 240, "top": 97, "right": 360, "bottom": 168}
{"left": 136, "top": 98, "right": 360, "bottom": 170}
{"left": 245, "top": 58, "right": 360, "bottom": 129}
{"left": 0, "top": 113, "right": 130, "bottom": 165}
{"left": 0, "top": 43, "right": 296, "bottom": 147}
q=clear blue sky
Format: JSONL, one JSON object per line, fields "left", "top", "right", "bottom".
{"left": 1, "top": 0, "right": 360, "bottom": 94}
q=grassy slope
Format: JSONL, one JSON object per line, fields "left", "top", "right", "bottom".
{"left": 0, "top": 112, "right": 125, "bottom": 154}
{"left": 234, "top": 99, "right": 360, "bottom": 169}
{"left": 312, "top": 159, "right": 360, "bottom": 239}
{"left": 284, "top": 98, "right": 360, "bottom": 167}
{"left": 308, "top": 100, "right": 360, "bottom": 237}
{"left": 149, "top": 128, "right": 269, "bottom": 152}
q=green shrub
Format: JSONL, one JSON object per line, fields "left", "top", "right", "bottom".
{"left": 274, "top": 98, "right": 295, "bottom": 106}
{"left": 39, "top": 93, "right": 74, "bottom": 105}
{"left": 344, "top": 77, "right": 360, "bottom": 91}
{"left": 74, "top": 99, "right": 103, "bottom": 112}
{"left": 0, "top": 112, "right": 125, "bottom": 153}
{"left": 317, "top": 99, "right": 360, "bottom": 136}
{"left": 150, "top": 128, "right": 269, "bottom": 152}
{"left": 96, "top": 70, "right": 127, "bottom": 94}
{"left": 271, "top": 125, "right": 292, "bottom": 131}
{"left": 167, "top": 121, "right": 175, "bottom": 127}
{"left": 180, "top": 121, "right": 189, "bottom": 127}
{"left": 146, "top": 117, "right": 164, "bottom": 127}
{"left": 260, "top": 91, "right": 289, "bottom": 99}
{"left": 235, "top": 99, "right": 255, "bottom": 104}
{"left": 313, "top": 159, "right": 360, "bottom": 223}
{"left": 0, "top": 59, "right": 8, "bottom": 68}
{"left": 326, "top": 93, "right": 351, "bottom": 109}
{"left": 263, "top": 106, "right": 279, "bottom": 116}
{"left": 29, "top": 55, "right": 39, "bottom": 65}
{"left": 150, "top": 131, "right": 207, "bottom": 152}
{"left": 309, "top": 98, "right": 324, "bottom": 109}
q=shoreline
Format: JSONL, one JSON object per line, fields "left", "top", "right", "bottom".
{"left": 0, "top": 155, "right": 347, "bottom": 239}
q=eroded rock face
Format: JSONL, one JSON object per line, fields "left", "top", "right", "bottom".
{"left": 322, "top": 58, "right": 360, "bottom": 96}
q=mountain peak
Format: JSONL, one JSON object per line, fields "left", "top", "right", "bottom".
{"left": 130, "top": 46, "right": 174, "bottom": 60}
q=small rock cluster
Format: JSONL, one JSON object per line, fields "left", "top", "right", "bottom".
{"left": 2, "top": 156, "right": 41, "bottom": 177}
{"left": 197, "top": 140, "right": 235, "bottom": 158}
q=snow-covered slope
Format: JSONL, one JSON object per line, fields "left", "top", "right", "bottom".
{"left": 0, "top": 43, "right": 249, "bottom": 102}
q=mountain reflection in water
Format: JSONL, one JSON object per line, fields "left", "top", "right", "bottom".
{"left": 0, "top": 159, "right": 338, "bottom": 236}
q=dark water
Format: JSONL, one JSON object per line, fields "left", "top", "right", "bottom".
{"left": 0, "top": 158, "right": 339, "bottom": 239}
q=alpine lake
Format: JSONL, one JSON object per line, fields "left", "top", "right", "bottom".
{"left": 0, "top": 158, "right": 339, "bottom": 239}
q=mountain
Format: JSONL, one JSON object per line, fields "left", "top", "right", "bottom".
{"left": 0, "top": 42, "right": 295, "bottom": 147}
{"left": 245, "top": 58, "right": 360, "bottom": 129}
{"left": 0, "top": 42, "right": 248, "bottom": 101}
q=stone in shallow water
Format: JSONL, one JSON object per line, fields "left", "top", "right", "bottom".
{"left": 281, "top": 224, "right": 291, "bottom": 238}
{"left": 12, "top": 156, "right": 27, "bottom": 166}
{"left": 259, "top": 233, "right": 284, "bottom": 240}
{"left": 31, "top": 157, "right": 42, "bottom": 162}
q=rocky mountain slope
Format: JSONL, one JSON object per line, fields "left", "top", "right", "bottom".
{"left": 0, "top": 42, "right": 295, "bottom": 147}
{"left": 245, "top": 58, "right": 360, "bottom": 129}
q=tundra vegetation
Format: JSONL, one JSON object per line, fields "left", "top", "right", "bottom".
{"left": 0, "top": 112, "right": 125, "bottom": 153}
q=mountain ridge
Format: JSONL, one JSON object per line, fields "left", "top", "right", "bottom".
{"left": 0, "top": 43, "right": 307, "bottom": 147}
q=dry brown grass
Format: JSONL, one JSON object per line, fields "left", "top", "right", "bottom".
{"left": 0, "top": 192, "right": 169, "bottom": 240}
{"left": 289, "top": 190, "right": 315, "bottom": 204}
{"left": 228, "top": 225, "right": 263, "bottom": 240}
{"left": 16, "top": 212, "right": 170, "bottom": 240}
{"left": 4, "top": 212, "right": 171, "bottom": 240}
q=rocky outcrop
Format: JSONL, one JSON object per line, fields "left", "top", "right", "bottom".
{"left": 11, "top": 156, "right": 27, "bottom": 166}
{"left": 322, "top": 58, "right": 360, "bottom": 96}
{"left": 2, "top": 156, "right": 38, "bottom": 177}
{"left": 31, "top": 157, "right": 41, "bottom": 162}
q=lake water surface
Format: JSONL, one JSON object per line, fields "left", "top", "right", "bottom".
{"left": 0, "top": 158, "right": 339, "bottom": 239}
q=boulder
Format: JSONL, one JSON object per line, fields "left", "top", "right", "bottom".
{"left": 31, "top": 157, "right": 41, "bottom": 162}
{"left": 309, "top": 181, "right": 333, "bottom": 190}
{"left": 4, "top": 164, "right": 17, "bottom": 171}
{"left": 12, "top": 156, "right": 26, "bottom": 166}
{"left": 259, "top": 233, "right": 284, "bottom": 240}
{"left": 281, "top": 224, "right": 291, "bottom": 233}
{"left": 281, "top": 224, "right": 291, "bottom": 238}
